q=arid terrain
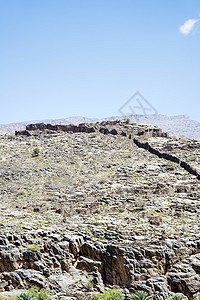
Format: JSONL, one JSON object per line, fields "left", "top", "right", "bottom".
{"left": 1, "top": 114, "right": 200, "bottom": 140}
{"left": 0, "top": 120, "right": 200, "bottom": 299}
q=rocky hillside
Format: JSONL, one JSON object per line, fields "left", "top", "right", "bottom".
{"left": 0, "top": 121, "right": 200, "bottom": 299}
{"left": 1, "top": 114, "right": 200, "bottom": 140}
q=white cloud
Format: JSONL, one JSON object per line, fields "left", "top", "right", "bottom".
{"left": 179, "top": 18, "right": 199, "bottom": 35}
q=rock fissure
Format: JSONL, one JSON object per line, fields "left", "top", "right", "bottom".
{"left": 132, "top": 138, "right": 200, "bottom": 180}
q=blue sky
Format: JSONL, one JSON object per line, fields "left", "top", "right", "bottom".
{"left": 1, "top": 0, "right": 200, "bottom": 124}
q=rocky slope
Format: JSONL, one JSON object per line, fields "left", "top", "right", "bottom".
{"left": 0, "top": 121, "right": 200, "bottom": 299}
{"left": 1, "top": 114, "right": 200, "bottom": 140}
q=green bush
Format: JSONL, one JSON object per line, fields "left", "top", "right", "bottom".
{"left": 18, "top": 287, "right": 51, "bottom": 300}
{"left": 168, "top": 296, "right": 183, "bottom": 300}
{"left": 32, "top": 148, "right": 40, "bottom": 158}
{"left": 122, "top": 118, "right": 130, "bottom": 124}
{"left": 26, "top": 244, "right": 42, "bottom": 252}
{"left": 131, "top": 290, "right": 152, "bottom": 300}
{"left": 82, "top": 278, "right": 94, "bottom": 291}
{"left": 0, "top": 296, "right": 18, "bottom": 300}
{"left": 18, "top": 293, "right": 33, "bottom": 300}
{"left": 94, "top": 289, "right": 124, "bottom": 300}
{"left": 37, "top": 289, "right": 51, "bottom": 300}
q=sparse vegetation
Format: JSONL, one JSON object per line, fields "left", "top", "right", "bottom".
{"left": 17, "top": 189, "right": 26, "bottom": 196}
{"left": 134, "top": 199, "right": 146, "bottom": 210}
{"left": 168, "top": 295, "right": 183, "bottom": 300}
{"left": 130, "top": 291, "right": 152, "bottom": 300}
{"left": 166, "top": 161, "right": 177, "bottom": 170}
{"left": 94, "top": 289, "right": 124, "bottom": 300}
{"left": 18, "top": 287, "right": 51, "bottom": 300}
{"left": 27, "top": 244, "right": 42, "bottom": 252}
{"left": 122, "top": 118, "right": 130, "bottom": 124}
{"left": 82, "top": 278, "right": 94, "bottom": 291}
{"left": 188, "top": 155, "right": 197, "bottom": 161}
{"left": 32, "top": 148, "right": 40, "bottom": 157}
{"left": 0, "top": 296, "right": 18, "bottom": 300}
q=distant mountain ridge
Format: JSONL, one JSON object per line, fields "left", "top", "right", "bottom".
{"left": 1, "top": 114, "right": 200, "bottom": 140}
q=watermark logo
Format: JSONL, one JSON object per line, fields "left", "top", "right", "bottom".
{"left": 119, "top": 91, "right": 158, "bottom": 120}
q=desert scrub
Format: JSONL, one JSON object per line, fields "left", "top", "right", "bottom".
{"left": 122, "top": 117, "right": 130, "bottom": 124}
{"left": 82, "top": 278, "right": 94, "bottom": 291}
{"left": 26, "top": 244, "right": 42, "bottom": 252}
{"left": 18, "top": 287, "right": 51, "bottom": 300}
{"left": 188, "top": 155, "right": 197, "bottom": 161}
{"left": 166, "top": 161, "right": 176, "bottom": 171}
{"left": 16, "top": 189, "right": 26, "bottom": 196}
{"left": 32, "top": 148, "right": 40, "bottom": 158}
{"left": 94, "top": 289, "right": 124, "bottom": 300}
{"left": 130, "top": 290, "right": 152, "bottom": 300}
{"left": 88, "top": 132, "right": 98, "bottom": 138}
{"left": 168, "top": 296, "right": 183, "bottom": 300}
{"left": 134, "top": 199, "right": 146, "bottom": 211}
{"left": 0, "top": 296, "right": 17, "bottom": 300}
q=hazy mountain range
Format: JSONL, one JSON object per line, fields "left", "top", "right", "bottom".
{"left": 0, "top": 114, "right": 200, "bottom": 140}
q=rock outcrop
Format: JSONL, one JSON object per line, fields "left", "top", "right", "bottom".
{"left": 15, "top": 121, "right": 200, "bottom": 181}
